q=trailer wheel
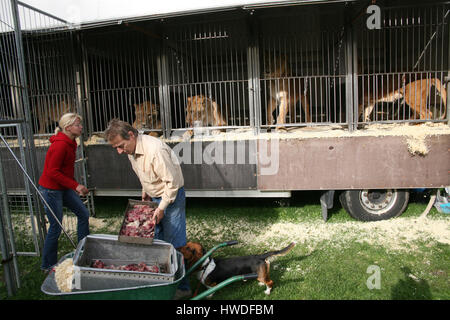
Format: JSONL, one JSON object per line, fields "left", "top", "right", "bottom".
{"left": 340, "top": 189, "right": 409, "bottom": 221}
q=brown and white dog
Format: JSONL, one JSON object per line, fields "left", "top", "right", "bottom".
{"left": 37, "top": 99, "right": 74, "bottom": 134}
{"left": 178, "top": 242, "right": 206, "bottom": 270}
{"left": 132, "top": 101, "right": 162, "bottom": 137}
{"left": 359, "top": 77, "right": 447, "bottom": 122}
{"left": 265, "top": 55, "right": 311, "bottom": 130}
{"left": 179, "top": 241, "right": 296, "bottom": 296}
{"left": 183, "top": 95, "right": 227, "bottom": 140}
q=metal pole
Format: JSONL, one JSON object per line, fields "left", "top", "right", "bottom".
{"left": 158, "top": 39, "right": 172, "bottom": 139}
{"left": 10, "top": 0, "right": 33, "bottom": 151}
{"left": 345, "top": 24, "right": 355, "bottom": 132}
{"left": 351, "top": 25, "right": 358, "bottom": 131}
{"left": 0, "top": 149, "right": 17, "bottom": 296}
{"left": 75, "top": 62, "right": 95, "bottom": 216}
{"left": 16, "top": 124, "right": 40, "bottom": 256}
{"left": 247, "top": 12, "right": 261, "bottom": 136}
{"left": 80, "top": 33, "right": 94, "bottom": 136}
{"left": 0, "top": 134, "right": 77, "bottom": 249}
{"left": 10, "top": 0, "right": 46, "bottom": 246}
{"left": 447, "top": 14, "right": 449, "bottom": 126}
{"left": 0, "top": 126, "right": 23, "bottom": 289}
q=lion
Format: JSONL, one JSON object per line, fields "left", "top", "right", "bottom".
{"left": 183, "top": 95, "right": 227, "bottom": 139}
{"left": 132, "top": 101, "right": 162, "bottom": 137}
{"left": 37, "top": 99, "right": 74, "bottom": 134}
{"left": 265, "top": 55, "right": 311, "bottom": 131}
{"left": 359, "top": 77, "right": 447, "bottom": 121}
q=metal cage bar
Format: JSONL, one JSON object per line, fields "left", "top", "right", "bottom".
{"left": 1, "top": 1, "right": 95, "bottom": 258}
{"left": 355, "top": 2, "right": 449, "bottom": 125}
{"left": 257, "top": 3, "right": 349, "bottom": 130}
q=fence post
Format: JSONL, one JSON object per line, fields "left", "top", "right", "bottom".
{"left": 0, "top": 150, "right": 18, "bottom": 296}
{"left": 447, "top": 29, "right": 450, "bottom": 126}
{"left": 157, "top": 31, "right": 172, "bottom": 140}
{"left": 344, "top": 24, "right": 355, "bottom": 132}
{"left": 247, "top": 11, "right": 261, "bottom": 136}
{"left": 10, "top": 0, "right": 47, "bottom": 246}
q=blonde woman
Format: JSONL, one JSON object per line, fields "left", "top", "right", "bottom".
{"left": 38, "top": 113, "right": 90, "bottom": 272}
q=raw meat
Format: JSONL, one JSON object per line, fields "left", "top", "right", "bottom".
{"left": 120, "top": 204, "right": 155, "bottom": 238}
{"left": 91, "top": 259, "right": 159, "bottom": 273}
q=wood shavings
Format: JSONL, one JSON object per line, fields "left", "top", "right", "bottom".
{"left": 54, "top": 258, "right": 74, "bottom": 293}
{"left": 406, "top": 135, "right": 429, "bottom": 156}
{"left": 163, "top": 123, "right": 449, "bottom": 143}
{"left": 186, "top": 215, "right": 450, "bottom": 253}
{"left": 84, "top": 134, "right": 106, "bottom": 146}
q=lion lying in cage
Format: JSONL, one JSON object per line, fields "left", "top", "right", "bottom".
{"left": 183, "top": 95, "right": 227, "bottom": 140}
{"left": 132, "top": 101, "right": 162, "bottom": 137}
{"left": 359, "top": 77, "right": 447, "bottom": 122}
{"left": 37, "top": 99, "right": 74, "bottom": 134}
{"left": 265, "top": 55, "right": 311, "bottom": 130}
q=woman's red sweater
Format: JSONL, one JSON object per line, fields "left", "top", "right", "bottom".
{"left": 38, "top": 132, "right": 79, "bottom": 190}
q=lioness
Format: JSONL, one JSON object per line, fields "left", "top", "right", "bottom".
{"left": 183, "top": 95, "right": 227, "bottom": 139}
{"left": 360, "top": 77, "right": 447, "bottom": 121}
{"left": 37, "top": 99, "right": 74, "bottom": 134}
{"left": 132, "top": 101, "right": 162, "bottom": 137}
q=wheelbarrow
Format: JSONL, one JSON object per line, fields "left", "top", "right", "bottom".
{"left": 41, "top": 238, "right": 257, "bottom": 300}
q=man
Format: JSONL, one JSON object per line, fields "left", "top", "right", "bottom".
{"left": 104, "top": 119, "right": 190, "bottom": 299}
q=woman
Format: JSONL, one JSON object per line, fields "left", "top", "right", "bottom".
{"left": 38, "top": 113, "right": 90, "bottom": 271}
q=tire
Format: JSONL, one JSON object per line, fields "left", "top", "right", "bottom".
{"left": 340, "top": 189, "right": 409, "bottom": 221}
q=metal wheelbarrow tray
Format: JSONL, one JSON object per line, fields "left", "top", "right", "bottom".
{"left": 41, "top": 250, "right": 185, "bottom": 300}
{"left": 72, "top": 234, "right": 178, "bottom": 289}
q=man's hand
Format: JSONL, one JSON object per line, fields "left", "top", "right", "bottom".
{"left": 142, "top": 191, "right": 151, "bottom": 201}
{"left": 76, "top": 184, "right": 89, "bottom": 196}
{"left": 153, "top": 208, "right": 164, "bottom": 225}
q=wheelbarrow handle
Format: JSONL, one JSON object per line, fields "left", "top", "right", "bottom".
{"left": 190, "top": 273, "right": 258, "bottom": 300}
{"left": 185, "top": 240, "right": 238, "bottom": 278}
{"left": 242, "top": 273, "right": 258, "bottom": 280}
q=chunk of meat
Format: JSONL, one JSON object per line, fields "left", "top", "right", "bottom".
{"left": 90, "top": 260, "right": 160, "bottom": 273}
{"left": 120, "top": 204, "right": 156, "bottom": 238}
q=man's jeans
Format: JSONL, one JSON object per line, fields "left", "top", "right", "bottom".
{"left": 39, "top": 186, "right": 90, "bottom": 270}
{"left": 152, "top": 187, "right": 189, "bottom": 291}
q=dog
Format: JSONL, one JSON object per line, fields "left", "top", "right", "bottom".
{"left": 180, "top": 241, "right": 296, "bottom": 296}
{"left": 265, "top": 55, "right": 311, "bottom": 130}
{"left": 359, "top": 77, "right": 447, "bottom": 122}
{"left": 178, "top": 241, "right": 206, "bottom": 269}
{"left": 37, "top": 99, "right": 73, "bottom": 134}
{"left": 183, "top": 95, "right": 227, "bottom": 140}
{"left": 132, "top": 101, "right": 162, "bottom": 137}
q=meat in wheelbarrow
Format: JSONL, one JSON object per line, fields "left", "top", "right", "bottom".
{"left": 92, "top": 259, "right": 106, "bottom": 269}
{"left": 120, "top": 204, "right": 156, "bottom": 238}
{"left": 91, "top": 260, "right": 159, "bottom": 273}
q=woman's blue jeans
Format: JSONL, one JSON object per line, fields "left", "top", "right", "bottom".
{"left": 152, "top": 187, "right": 189, "bottom": 291}
{"left": 39, "top": 186, "right": 90, "bottom": 270}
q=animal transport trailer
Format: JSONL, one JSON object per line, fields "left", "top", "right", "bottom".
{"left": 85, "top": 132, "right": 449, "bottom": 221}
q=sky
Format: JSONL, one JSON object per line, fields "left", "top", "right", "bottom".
{"left": 20, "top": 0, "right": 283, "bottom": 24}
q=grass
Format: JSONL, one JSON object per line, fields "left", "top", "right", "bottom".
{"left": 0, "top": 190, "right": 449, "bottom": 300}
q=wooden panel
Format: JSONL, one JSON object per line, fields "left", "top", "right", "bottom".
{"left": 257, "top": 135, "right": 450, "bottom": 190}
{"left": 86, "top": 145, "right": 141, "bottom": 190}
{"left": 87, "top": 140, "right": 257, "bottom": 191}
{"left": 170, "top": 140, "right": 257, "bottom": 190}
